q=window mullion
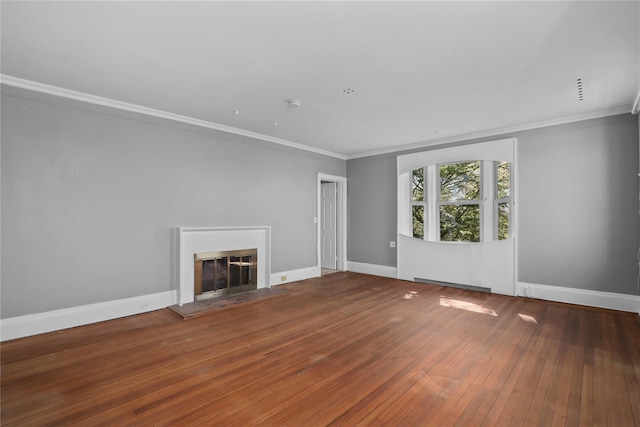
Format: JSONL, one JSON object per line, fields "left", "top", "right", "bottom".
{"left": 438, "top": 200, "right": 479, "bottom": 206}
{"left": 426, "top": 164, "right": 438, "bottom": 241}
{"left": 482, "top": 160, "right": 495, "bottom": 242}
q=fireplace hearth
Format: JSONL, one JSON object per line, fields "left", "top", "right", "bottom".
{"left": 193, "top": 248, "right": 257, "bottom": 300}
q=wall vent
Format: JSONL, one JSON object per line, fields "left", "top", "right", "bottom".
{"left": 576, "top": 78, "right": 584, "bottom": 101}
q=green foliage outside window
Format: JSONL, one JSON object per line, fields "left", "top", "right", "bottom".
{"left": 498, "top": 203, "right": 509, "bottom": 240}
{"left": 440, "top": 204, "right": 480, "bottom": 242}
{"left": 497, "top": 162, "right": 510, "bottom": 199}
{"left": 412, "top": 205, "right": 424, "bottom": 239}
{"left": 497, "top": 161, "right": 511, "bottom": 240}
{"left": 440, "top": 161, "right": 480, "bottom": 201}
{"left": 411, "top": 168, "right": 424, "bottom": 201}
{"left": 440, "top": 162, "right": 480, "bottom": 242}
{"left": 412, "top": 168, "right": 425, "bottom": 238}
{"left": 410, "top": 161, "right": 510, "bottom": 243}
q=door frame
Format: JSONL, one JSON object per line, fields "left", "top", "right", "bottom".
{"left": 317, "top": 173, "right": 347, "bottom": 273}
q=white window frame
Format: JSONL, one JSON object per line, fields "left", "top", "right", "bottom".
{"left": 410, "top": 168, "right": 426, "bottom": 239}
{"left": 408, "top": 159, "right": 511, "bottom": 243}
{"left": 494, "top": 161, "right": 512, "bottom": 240}
{"left": 437, "top": 160, "right": 483, "bottom": 242}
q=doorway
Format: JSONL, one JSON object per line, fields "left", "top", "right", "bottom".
{"left": 321, "top": 181, "right": 337, "bottom": 270}
{"left": 317, "top": 173, "right": 347, "bottom": 274}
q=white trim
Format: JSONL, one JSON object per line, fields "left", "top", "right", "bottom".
{"left": 4, "top": 75, "right": 631, "bottom": 162}
{"left": 0, "top": 74, "right": 346, "bottom": 160}
{"left": 0, "top": 291, "right": 177, "bottom": 342}
{"left": 317, "top": 174, "right": 348, "bottom": 273}
{"left": 3, "top": 74, "right": 631, "bottom": 162}
{"left": 513, "top": 139, "right": 520, "bottom": 300}
{"left": 517, "top": 282, "right": 640, "bottom": 314}
{"left": 271, "top": 266, "right": 320, "bottom": 285}
{"left": 348, "top": 107, "right": 630, "bottom": 159}
{"left": 347, "top": 261, "right": 398, "bottom": 278}
{"left": 632, "top": 91, "right": 640, "bottom": 114}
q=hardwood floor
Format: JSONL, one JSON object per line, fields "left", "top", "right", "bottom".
{"left": 2, "top": 272, "right": 639, "bottom": 426}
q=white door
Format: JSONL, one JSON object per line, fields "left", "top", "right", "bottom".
{"left": 321, "top": 182, "right": 337, "bottom": 269}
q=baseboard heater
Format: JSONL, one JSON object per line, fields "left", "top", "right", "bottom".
{"left": 414, "top": 277, "right": 491, "bottom": 294}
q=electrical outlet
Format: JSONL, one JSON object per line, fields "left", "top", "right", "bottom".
{"left": 390, "top": 241, "right": 396, "bottom": 248}
{"left": 281, "top": 275, "right": 287, "bottom": 282}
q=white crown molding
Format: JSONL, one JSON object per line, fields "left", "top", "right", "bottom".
{"left": 0, "top": 74, "right": 347, "bottom": 160}
{"left": 347, "top": 106, "right": 632, "bottom": 159}
{"left": 2, "top": 74, "right": 632, "bottom": 162}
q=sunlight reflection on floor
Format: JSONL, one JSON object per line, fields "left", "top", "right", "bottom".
{"left": 404, "top": 291, "right": 419, "bottom": 299}
{"left": 439, "top": 296, "right": 498, "bottom": 316}
{"left": 518, "top": 313, "right": 538, "bottom": 324}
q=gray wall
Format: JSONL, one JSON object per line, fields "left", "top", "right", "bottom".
{"left": 1, "top": 89, "right": 345, "bottom": 318}
{"left": 2, "top": 85, "right": 637, "bottom": 321}
{"left": 348, "top": 114, "right": 639, "bottom": 295}
{"left": 347, "top": 155, "right": 398, "bottom": 267}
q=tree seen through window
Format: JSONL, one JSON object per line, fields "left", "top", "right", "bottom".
{"left": 410, "top": 160, "right": 510, "bottom": 242}
{"left": 439, "top": 161, "right": 480, "bottom": 242}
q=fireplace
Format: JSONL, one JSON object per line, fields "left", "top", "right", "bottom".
{"left": 193, "top": 248, "right": 257, "bottom": 300}
{"left": 176, "top": 226, "right": 271, "bottom": 305}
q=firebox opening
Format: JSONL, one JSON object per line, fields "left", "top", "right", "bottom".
{"left": 194, "top": 248, "right": 257, "bottom": 301}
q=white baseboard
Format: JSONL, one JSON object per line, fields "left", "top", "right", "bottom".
{"left": 347, "top": 261, "right": 398, "bottom": 279}
{"left": 5, "top": 279, "right": 633, "bottom": 343}
{"left": 517, "top": 282, "right": 640, "bottom": 314}
{"left": 271, "top": 266, "right": 320, "bottom": 286}
{"left": 0, "top": 290, "right": 177, "bottom": 342}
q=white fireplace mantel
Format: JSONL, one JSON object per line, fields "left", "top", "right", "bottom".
{"left": 175, "top": 226, "right": 271, "bottom": 305}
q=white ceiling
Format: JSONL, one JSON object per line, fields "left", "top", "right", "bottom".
{"left": 1, "top": 1, "right": 639, "bottom": 159}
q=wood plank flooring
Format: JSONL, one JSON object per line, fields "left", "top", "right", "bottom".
{"left": 2, "top": 272, "right": 639, "bottom": 426}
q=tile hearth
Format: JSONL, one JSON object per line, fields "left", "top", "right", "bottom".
{"left": 169, "top": 287, "right": 286, "bottom": 319}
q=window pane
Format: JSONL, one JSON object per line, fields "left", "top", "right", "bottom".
{"left": 440, "top": 204, "right": 480, "bottom": 242}
{"left": 412, "top": 205, "right": 424, "bottom": 239}
{"left": 497, "top": 162, "right": 510, "bottom": 199}
{"left": 498, "top": 202, "right": 509, "bottom": 240}
{"left": 411, "top": 168, "right": 424, "bottom": 202}
{"left": 440, "top": 161, "right": 480, "bottom": 201}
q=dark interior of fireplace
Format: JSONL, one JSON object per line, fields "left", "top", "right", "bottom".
{"left": 194, "top": 249, "right": 258, "bottom": 300}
